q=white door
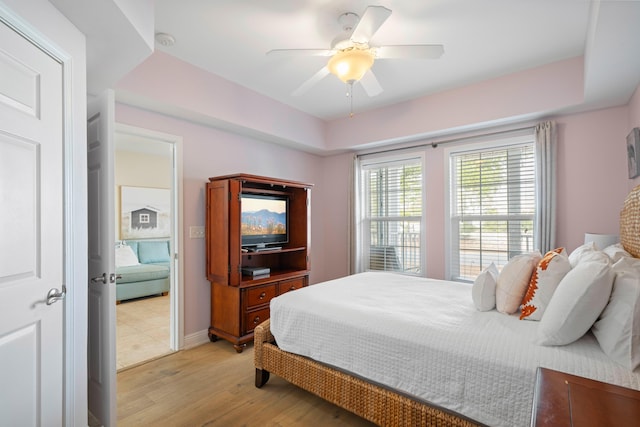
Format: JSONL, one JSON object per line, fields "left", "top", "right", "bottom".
{"left": 0, "top": 20, "right": 64, "bottom": 425}
{"left": 87, "top": 90, "right": 117, "bottom": 426}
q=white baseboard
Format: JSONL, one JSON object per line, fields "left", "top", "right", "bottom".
{"left": 183, "top": 329, "right": 210, "bottom": 349}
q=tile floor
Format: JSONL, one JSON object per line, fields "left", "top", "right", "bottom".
{"left": 116, "top": 294, "right": 172, "bottom": 370}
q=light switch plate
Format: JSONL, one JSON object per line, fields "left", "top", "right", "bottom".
{"left": 189, "top": 225, "right": 205, "bottom": 239}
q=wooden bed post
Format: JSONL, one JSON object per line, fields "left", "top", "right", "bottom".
{"left": 255, "top": 368, "right": 270, "bottom": 388}
{"left": 254, "top": 319, "right": 273, "bottom": 387}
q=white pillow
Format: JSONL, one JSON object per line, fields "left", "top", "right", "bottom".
{"left": 592, "top": 257, "right": 640, "bottom": 370}
{"left": 472, "top": 262, "right": 499, "bottom": 311}
{"left": 568, "top": 241, "right": 597, "bottom": 267}
{"left": 115, "top": 244, "right": 139, "bottom": 267}
{"left": 520, "top": 248, "right": 571, "bottom": 321}
{"left": 496, "top": 251, "right": 542, "bottom": 314}
{"left": 603, "top": 243, "right": 632, "bottom": 264}
{"left": 537, "top": 259, "right": 614, "bottom": 346}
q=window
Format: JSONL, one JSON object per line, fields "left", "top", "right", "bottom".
{"left": 139, "top": 213, "right": 150, "bottom": 223}
{"left": 358, "top": 153, "right": 424, "bottom": 274}
{"left": 447, "top": 136, "right": 535, "bottom": 281}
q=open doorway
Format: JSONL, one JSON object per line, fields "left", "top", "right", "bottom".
{"left": 114, "top": 124, "right": 183, "bottom": 370}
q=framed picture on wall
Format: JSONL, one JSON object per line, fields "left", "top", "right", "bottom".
{"left": 120, "top": 186, "right": 171, "bottom": 239}
{"left": 627, "top": 128, "right": 640, "bottom": 179}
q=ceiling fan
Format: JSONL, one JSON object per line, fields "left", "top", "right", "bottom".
{"left": 267, "top": 5, "right": 444, "bottom": 99}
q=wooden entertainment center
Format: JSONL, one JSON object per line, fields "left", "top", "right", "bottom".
{"left": 205, "top": 174, "right": 312, "bottom": 352}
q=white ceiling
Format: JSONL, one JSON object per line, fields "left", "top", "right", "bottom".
{"left": 50, "top": 0, "right": 640, "bottom": 132}
{"left": 150, "top": 0, "right": 640, "bottom": 121}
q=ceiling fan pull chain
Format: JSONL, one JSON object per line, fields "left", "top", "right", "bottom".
{"left": 348, "top": 82, "right": 354, "bottom": 118}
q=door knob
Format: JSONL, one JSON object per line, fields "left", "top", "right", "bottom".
{"left": 46, "top": 286, "right": 66, "bottom": 305}
{"left": 91, "top": 273, "right": 107, "bottom": 284}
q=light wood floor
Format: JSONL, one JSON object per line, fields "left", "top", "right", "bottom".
{"left": 117, "top": 341, "right": 375, "bottom": 426}
{"left": 116, "top": 294, "right": 172, "bottom": 370}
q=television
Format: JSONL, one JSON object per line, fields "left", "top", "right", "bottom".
{"left": 240, "top": 193, "right": 289, "bottom": 248}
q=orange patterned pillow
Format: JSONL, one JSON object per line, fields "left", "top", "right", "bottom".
{"left": 520, "top": 248, "right": 570, "bottom": 320}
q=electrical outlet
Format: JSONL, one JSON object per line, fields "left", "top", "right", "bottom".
{"left": 189, "top": 226, "right": 205, "bottom": 239}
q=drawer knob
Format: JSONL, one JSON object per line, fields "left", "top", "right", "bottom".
{"left": 259, "top": 292, "right": 266, "bottom": 299}
{"left": 290, "top": 286, "right": 296, "bottom": 291}
{"left": 253, "top": 316, "right": 261, "bottom": 324}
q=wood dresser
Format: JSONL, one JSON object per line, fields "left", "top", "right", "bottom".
{"left": 205, "top": 174, "right": 312, "bottom": 352}
{"left": 531, "top": 367, "right": 640, "bottom": 427}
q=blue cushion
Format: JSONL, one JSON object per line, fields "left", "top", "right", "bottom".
{"left": 116, "top": 264, "right": 169, "bottom": 283}
{"left": 137, "top": 241, "right": 170, "bottom": 263}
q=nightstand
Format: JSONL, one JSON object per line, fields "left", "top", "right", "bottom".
{"left": 531, "top": 367, "right": 640, "bottom": 427}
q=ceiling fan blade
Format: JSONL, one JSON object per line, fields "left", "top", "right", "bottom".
{"left": 292, "top": 66, "right": 330, "bottom": 96}
{"left": 350, "top": 5, "right": 392, "bottom": 44}
{"left": 267, "top": 48, "right": 334, "bottom": 57}
{"left": 376, "top": 44, "right": 445, "bottom": 59}
{"left": 359, "top": 69, "right": 383, "bottom": 97}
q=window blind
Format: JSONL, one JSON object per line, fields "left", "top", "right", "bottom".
{"left": 360, "top": 157, "right": 423, "bottom": 274}
{"left": 449, "top": 143, "right": 535, "bottom": 281}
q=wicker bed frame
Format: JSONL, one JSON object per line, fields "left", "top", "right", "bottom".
{"left": 253, "top": 185, "right": 640, "bottom": 426}
{"left": 254, "top": 319, "right": 483, "bottom": 426}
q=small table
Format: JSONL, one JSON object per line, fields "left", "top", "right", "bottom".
{"left": 531, "top": 367, "right": 640, "bottom": 427}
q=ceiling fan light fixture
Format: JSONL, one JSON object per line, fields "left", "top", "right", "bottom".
{"left": 327, "top": 48, "right": 374, "bottom": 84}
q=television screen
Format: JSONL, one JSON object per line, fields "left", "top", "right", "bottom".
{"left": 240, "top": 194, "right": 288, "bottom": 247}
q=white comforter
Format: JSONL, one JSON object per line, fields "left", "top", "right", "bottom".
{"left": 270, "top": 272, "right": 640, "bottom": 427}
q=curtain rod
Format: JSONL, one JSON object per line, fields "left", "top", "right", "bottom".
{"left": 355, "top": 125, "right": 536, "bottom": 158}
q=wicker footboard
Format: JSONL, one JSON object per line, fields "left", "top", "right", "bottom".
{"left": 254, "top": 319, "right": 482, "bottom": 427}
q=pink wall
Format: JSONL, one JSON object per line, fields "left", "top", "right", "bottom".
{"left": 316, "top": 153, "right": 352, "bottom": 278}
{"left": 325, "top": 57, "right": 585, "bottom": 151}
{"left": 554, "top": 107, "right": 630, "bottom": 250}
{"left": 116, "top": 52, "right": 327, "bottom": 152}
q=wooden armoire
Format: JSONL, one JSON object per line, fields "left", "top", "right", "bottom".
{"left": 205, "top": 174, "right": 312, "bottom": 352}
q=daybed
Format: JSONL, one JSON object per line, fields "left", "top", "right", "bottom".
{"left": 115, "top": 239, "right": 171, "bottom": 303}
{"left": 254, "top": 187, "right": 640, "bottom": 426}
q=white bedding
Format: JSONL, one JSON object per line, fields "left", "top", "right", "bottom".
{"left": 270, "top": 272, "right": 640, "bottom": 427}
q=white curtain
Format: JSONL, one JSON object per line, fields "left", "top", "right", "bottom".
{"left": 535, "top": 121, "right": 557, "bottom": 253}
{"left": 348, "top": 154, "right": 362, "bottom": 274}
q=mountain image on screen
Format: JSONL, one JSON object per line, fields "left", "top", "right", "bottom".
{"left": 241, "top": 209, "right": 286, "bottom": 236}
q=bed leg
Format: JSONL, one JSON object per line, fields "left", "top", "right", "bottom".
{"left": 255, "top": 368, "right": 270, "bottom": 388}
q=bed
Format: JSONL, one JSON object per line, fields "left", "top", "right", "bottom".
{"left": 254, "top": 187, "right": 640, "bottom": 426}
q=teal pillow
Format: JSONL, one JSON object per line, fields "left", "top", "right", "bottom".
{"left": 137, "top": 241, "right": 170, "bottom": 263}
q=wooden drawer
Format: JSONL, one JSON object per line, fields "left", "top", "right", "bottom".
{"left": 278, "top": 277, "right": 305, "bottom": 295}
{"left": 245, "top": 308, "right": 269, "bottom": 333}
{"left": 532, "top": 367, "right": 640, "bottom": 426}
{"left": 246, "top": 284, "right": 277, "bottom": 309}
